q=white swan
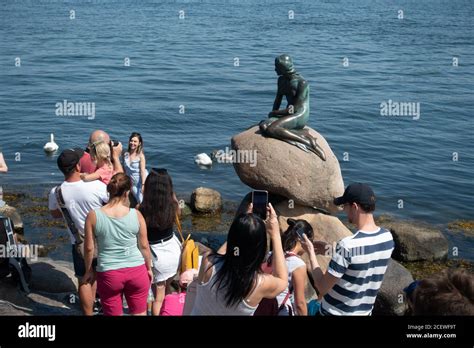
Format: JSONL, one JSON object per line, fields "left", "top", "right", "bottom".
{"left": 43, "top": 133, "right": 59, "bottom": 153}
{"left": 194, "top": 153, "right": 212, "bottom": 166}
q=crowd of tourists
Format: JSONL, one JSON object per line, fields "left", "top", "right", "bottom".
{"left": 39, "top": 129, "right": 473, "bottom": 316}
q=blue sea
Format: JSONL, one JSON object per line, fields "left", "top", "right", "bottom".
{"left": 0, "top": 0, "right": 473, "bottom": 255}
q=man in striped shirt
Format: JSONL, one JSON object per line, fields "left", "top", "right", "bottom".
{"left": 302, "top": 183, "right": 394, "bottom": 315}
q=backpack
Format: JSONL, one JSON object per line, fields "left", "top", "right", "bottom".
{"left": 0, "top": 215, "right": 31, "bottom": 293}
{"left": 253, "top": 252, "right": 296, "bottom": 316}
{"left": 175, "top": 215, "right": 199, "bottom": 273}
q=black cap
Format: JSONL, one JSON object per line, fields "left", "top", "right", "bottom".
{"left": 334, "top": 183, "right": 376, "bottom": 206}
{"left": 57, "top": 148, "right": 84, "bottom": 175}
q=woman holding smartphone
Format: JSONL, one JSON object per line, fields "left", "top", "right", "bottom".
{"left": 189, "top": 202, "right": 288, "bottom": 315}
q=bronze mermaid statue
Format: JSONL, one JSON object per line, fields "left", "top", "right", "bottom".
{"left": 259, "top": 54, "right": 326, "bottom": 161}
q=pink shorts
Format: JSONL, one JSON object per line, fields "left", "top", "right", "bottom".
{"left": 97, "top": 264, "right": 150, "bottom": 316}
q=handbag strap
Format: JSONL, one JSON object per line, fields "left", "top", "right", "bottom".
{"left": 55, "top": 186, "right": 82, "bottom": 244}
{"left": 278, "top": 289, "right": 292, "bottom": 311}
{"left": 175, "top": 213, "right": 185, "bottom": 243}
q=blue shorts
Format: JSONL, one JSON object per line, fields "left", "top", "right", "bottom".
{"left": 72, "top": 245, "right": 97, "bottom": 278}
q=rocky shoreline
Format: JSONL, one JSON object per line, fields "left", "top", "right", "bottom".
{"left": 0, "top": 187, "right": 473, "bottom": 316}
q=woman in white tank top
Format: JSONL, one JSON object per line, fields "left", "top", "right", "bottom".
{"left": 190, "top": 203, "right": 288, "bottom": 316}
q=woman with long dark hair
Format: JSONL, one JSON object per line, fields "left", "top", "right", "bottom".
{"left": 190, "top": 203, "right": 287, "bottom": 315}
{"left": 138, "top": 168, "right": 181, "bottom": 315}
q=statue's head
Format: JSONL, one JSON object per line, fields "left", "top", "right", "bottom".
{"left": 275, "top": 54, "right": 295, "bottom": 76}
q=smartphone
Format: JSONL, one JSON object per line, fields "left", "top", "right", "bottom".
{"left": 296, "top": 227, "right": 305, "bottom": 241}
{"left": 252, "top": 190, "right": 268, "bottom": 220}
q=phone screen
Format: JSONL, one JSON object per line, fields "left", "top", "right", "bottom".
{"left": 252, "top": 190, "right": 268, "bottom": 220}
{"left": 296, "top": 227, "right": 305, "bottom": 241}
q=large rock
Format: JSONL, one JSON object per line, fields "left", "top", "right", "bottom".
{"left": 275, "top": 202, "right": 352, "bottom": 246}
{"left": 373, "top": 259, "right": 414, "bottom": 316}
{"left": 275, "top": 202, "right": 353, "bottom": 274}
{"left": 0, "top": 258, "right": 83, "bottom": 315}
{"left": 0, "top": 277, "right": 32, "bottom": 311}
{"left": 0, "top": 204, "right": 23, "bottom": 233}
{"left": 30, "top": 258, "right": 78, "bottom": 293}
{"left": 231, "top": 126, "right": 344, "bottom": 213}
{"left": 190, "top": 187, "right": 222, "bottom": 214}
{"left": 0, "top": 301, "right": 31, "bottom": 315}
{"left": 383, "top": 221, "right": 449, "bottom": 262}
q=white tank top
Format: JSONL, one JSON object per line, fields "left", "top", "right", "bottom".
{"left": 190, "top": 261, "right": 261, "bottom": 316}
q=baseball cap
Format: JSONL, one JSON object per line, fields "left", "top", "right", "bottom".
{"left": 57, "top": 148, "right": 84, "bottom": 175}
{"left": 334, "top": 183, "right": 376, "bottom": 206}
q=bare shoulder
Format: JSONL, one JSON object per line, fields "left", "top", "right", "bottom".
{"left": 135, "top": 208, "right": 145, "bottom": 221}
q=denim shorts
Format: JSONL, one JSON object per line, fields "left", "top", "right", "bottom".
{"left": 72, "top": 245, "right": 97, "bottom": 278}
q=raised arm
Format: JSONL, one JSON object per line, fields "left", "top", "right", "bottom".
{"left": 301, "top": 234, "right": 339, "bottom": 298}
{"left": 111, "top": 142, "right": 124, "bottom": 174}
{"left": 261, "top": 203, "right": 288, "bottom": 298}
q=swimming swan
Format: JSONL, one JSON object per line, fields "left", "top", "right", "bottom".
{"left": 43, "top": 133, "right": 59, "bottom": 153}
{"left": 194, "top": 153, "right": 212, "bottom": 166}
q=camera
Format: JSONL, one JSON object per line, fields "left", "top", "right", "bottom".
{"left": 110, "top": 140, "right": 119, "bottom": 147}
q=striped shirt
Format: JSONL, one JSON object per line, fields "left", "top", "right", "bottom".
{"left": 320, "top": 227, "right": 394, "bottom": 316}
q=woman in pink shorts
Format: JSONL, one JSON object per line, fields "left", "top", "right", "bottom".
{"left": 83, "top": 173, "right": 153, "bottom": 316}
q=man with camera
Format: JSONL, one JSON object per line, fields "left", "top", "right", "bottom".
{"left": 79, "top": 129, "right": 123, "bottom": 174}
{"left": 48, "top": 148, "right": 109, "bottom": 315}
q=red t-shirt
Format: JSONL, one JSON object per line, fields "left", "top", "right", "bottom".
{"left": 79, "top": 152, "right": 97, "bottom": 174}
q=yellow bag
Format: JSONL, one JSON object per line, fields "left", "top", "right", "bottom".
{"left": 175, "top": 215, "right": 199, "bottom": 273}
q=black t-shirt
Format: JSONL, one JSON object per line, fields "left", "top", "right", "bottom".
{"left": 147, "top": 224, "right": 173, "bottom": 242}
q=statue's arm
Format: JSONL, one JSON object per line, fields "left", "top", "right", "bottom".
{"left": 269, "top": 91, "right": 283, "bottom": 115}
{"left": 272, "top": 91, "right": 283, "bottom": 110}
{"left": 268, "top": 77, "right": 285, "bottom": 117}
